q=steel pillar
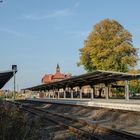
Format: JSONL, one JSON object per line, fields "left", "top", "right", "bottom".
{"left": 64, "top": 90, "right": 66, "bottom": 99}
{"left": 48, "top": 91, "right": 50, "bottom": 98}
{"left": 91, "top": 88, "right": 94, "bottom": 100}
{"left": 91, "top": 85, "right": 95, "bottom": 100}
{"left": 105, "top": 86, "right": 109, "bottom": 100}
{"left": 80, "top": 88, "right": 82, "bottom": 99}
{"left": 125, "top": 80, "right": 129, "bottom": 101}
{"left": 52, "top": 90, "right": 55, "bottom": 98}
{"left": 58, "top": 90, "right": 60, "bottom": 99}
{"left": 71, "top": 89, "right": 73, "bottom": 99}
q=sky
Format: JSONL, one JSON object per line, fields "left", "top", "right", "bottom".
{"left": 0, "top": 0, "right": 140, "bottom": 90}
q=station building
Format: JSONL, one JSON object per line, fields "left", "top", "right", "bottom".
{"left": 42, "top": 64, "right": 71, "bottom": 84}
{"left": 39, "top": 64, "right": 71, "bottom": 98}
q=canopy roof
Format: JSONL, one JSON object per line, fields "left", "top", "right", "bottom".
{"left": 0, "top": 70, "right": 16, "bottom": 89}
{"left": 25, "top": 70, "right": 140, "bottom": 91}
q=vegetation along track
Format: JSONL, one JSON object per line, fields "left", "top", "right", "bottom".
{"left": 8, "top": 101, "right": 140, "bottom": 140}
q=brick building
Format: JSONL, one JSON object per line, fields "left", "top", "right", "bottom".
{"left": 42, "top": 64, "right": 71, "bottom": 84}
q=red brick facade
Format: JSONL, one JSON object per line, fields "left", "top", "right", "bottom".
{"left": 42, "top": 64, "right": 71, "bottom": 84}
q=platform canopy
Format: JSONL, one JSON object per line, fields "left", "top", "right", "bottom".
{"left": 25, "top": 70, "right": 140, "bottom": 91}
{"left": 0, "top": 70, "right": 15, "bottom": 89}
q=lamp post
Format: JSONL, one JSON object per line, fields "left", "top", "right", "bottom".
{"left": 12, "top": 65, "right": 17, "bottom": 101}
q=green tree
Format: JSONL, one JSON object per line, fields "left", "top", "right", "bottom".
{"left": 78, "top": 19, "right": 138, "bottom": 72}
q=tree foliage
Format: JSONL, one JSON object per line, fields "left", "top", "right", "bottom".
{"left": 78, "top": 19, "right": 138, "bottom": 72}
{"left": 129, "top": 69, "right": 140, "bottom": 93}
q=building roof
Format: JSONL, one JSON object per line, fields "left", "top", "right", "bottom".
{"left": 24, "top": 70, "right": 140, "bottom": 91}
{"left": 42, "top": 64, "right": 71, "bottom": 83}
{"left": 53, "top": 72, "right": 66, "bottom": 79}
{"left": 0, "top": 70, "right": 16, "bottom": 89}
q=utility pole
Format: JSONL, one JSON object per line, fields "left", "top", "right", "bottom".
{"left": 12, "top": 65, "right": 17, "bottom": 101}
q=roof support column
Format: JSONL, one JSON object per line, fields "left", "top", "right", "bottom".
{"left": 71, "top": 88, "right": 73, "bottom": 99}
{"left": 53, "top": 90, "right": 55, "bottom": 99}
{"left": 45, "top": 90, "right": 46, "bottom": 97}
{"left": 58, "top": 89, "right": 60, "bottom": 99}
{"left": 64, "top": 89, "right": 66, "bottom": 99}
{"left": 91, "top": 88, "right": 93, "bottom": 100}
{"left": 125, "top": 80, "right": 129, "bottom": 101}
{"left": 90, "top": 85, "right": 95, "bottom": 100}
{"left": 79, "top": 87, "right": 82, "bottom": 99}
{"left": 49, "top": 90, "right": 51, "bottom": 98}
{"left": 45, "top": 90, "right": 47, "bottom": 98}
{"left": 50, "top": 90, "right": 52, "bottom": 98}
{"left": 105, "top": 84, "right": 109, "bottom": 100}
{"left": 48, "top": 90, "right": 50, "bottom": 98}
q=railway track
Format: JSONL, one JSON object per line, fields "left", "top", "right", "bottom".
{"left": 12, "top": 101, "right": 100, "bottom": 140}
{"left": 8, "top": 101, "right": 140, "bottom": 140}
{"left": 30, "top": 107, "right": 140, "bottom": 140}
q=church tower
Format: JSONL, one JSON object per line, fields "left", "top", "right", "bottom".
{"left": 41, "top": 64, "right": 71, "bottom": 83}
{"left": 56, "top": 63, "right": 60, "bottom": 73}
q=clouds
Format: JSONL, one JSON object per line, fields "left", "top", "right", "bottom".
{"left": 68, "top": 31, "right": 90, "bottom": 38}
{"left": 20, "top": 1, "right": 80, "bottom": 21}
{"left": 21, "top": 9, "right": 72, "bottom": 20}
{"left": 0, "top": 27, "right": 25, "bottom": 37}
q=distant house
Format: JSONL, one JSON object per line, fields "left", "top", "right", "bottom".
{"left": 42, "top": 64, "right": 71, "bottom": 84}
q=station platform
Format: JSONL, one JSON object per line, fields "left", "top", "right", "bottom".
{"left": 27, "top": 98, "right": 140, "bottom": 112}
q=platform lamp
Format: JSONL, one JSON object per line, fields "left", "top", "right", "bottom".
{"left": 12, "top": 65, "right": 17, "bottom": 101}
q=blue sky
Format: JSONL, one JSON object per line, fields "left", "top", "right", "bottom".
{"left": 0, "top": 0, "right": 140, "bottom": 90}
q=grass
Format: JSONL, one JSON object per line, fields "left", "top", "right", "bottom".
{"left": 0, "top": 101, "right": 42, "bottom": 140}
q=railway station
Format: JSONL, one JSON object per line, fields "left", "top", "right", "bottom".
{"left": 1, "top": 1, "right": 140, "bottom": 139}
{"left": 25, "top": 69, "right": 140, "bottom": 112}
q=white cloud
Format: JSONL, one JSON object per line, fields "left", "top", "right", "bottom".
{"left": 0, "top": 27, "right": 24, "bottom": 37}
{"left": 68, "top": 31, "right": 89, "bottom": 38}
{"left": 21, "top": 9, "right": 72, "bottom": 20}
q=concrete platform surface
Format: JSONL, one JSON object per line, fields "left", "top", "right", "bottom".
{"left": 27, "top": 98, "right": 140, "bottom": 112}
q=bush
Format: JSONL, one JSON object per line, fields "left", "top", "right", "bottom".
{"left": 0, "top": 101, "right": 42, "bottom": 140}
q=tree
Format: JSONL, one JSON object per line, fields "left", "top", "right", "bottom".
{"left": 78, "top": 19, "right": 138, "bottom": 72}
{"left": 128, "top": 69, "right": 140, "bottom": 94}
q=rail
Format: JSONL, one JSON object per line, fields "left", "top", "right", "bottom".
{"left": 7, "top": 101, "right": 140, "bottom": 140}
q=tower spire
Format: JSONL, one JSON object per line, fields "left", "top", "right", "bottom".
{"left": 56, "top": 63, "right": 60, "bottom": 73}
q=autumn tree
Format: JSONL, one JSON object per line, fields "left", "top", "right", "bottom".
{"left": 129, "top": 69, "right": 140, "bottom": 94}
{"left": 78, "top": 19, "right": 138, "bottom": 72}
